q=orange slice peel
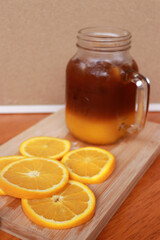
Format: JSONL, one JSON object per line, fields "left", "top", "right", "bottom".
{"left": 62, "top": 147, "right": 115, "bottom": 184}
{"left": 0, "top": 157, "right": 69, "bottom": 199}
{"left": 22, "top": 180, "right": 96, "bottom": 229}
{"left": 19, "top": 137, "right": 71, "bottom": 160}
{"left": 0, "top": 155, "right": 25, "bottom": 196}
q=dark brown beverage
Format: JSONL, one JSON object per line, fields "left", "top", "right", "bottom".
{"left": 66, "top": 58, "right": 138, "bottom": 119}
{"left": 65, "top": 27, "right": 150, "bottom": 144}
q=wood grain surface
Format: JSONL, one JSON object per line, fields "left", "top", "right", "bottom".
{"left": 0, "top": 112, "right": 160, "bottom": 240}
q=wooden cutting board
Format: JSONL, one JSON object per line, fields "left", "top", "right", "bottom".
{"left": 0, "top": 109, "right": 160, "bottom": 240}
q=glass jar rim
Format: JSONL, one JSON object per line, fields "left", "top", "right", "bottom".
{"left": 77, "top": 26, "right": 131, "bottom": 52}
{"left": 78, "top": 26, "right": 131, "bottom": 41}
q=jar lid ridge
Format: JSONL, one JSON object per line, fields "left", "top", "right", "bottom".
{"left": 77, "top": 26, "right": 131, "bottom": 52}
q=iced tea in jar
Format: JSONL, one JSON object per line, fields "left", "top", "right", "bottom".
{"left": 66, "top": 27, "right": 150, "bottom": 144}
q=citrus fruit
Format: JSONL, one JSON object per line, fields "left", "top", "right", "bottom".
{"left": 0, "top": 157, "right": 69, "bottom": 199}
{"left": 0, "top": 155, "right": 24, "bottom": 195}
{"left": 22, "top": 180, "right": 96, "bottom": 229}
{"left": 0, "top": 189, "right": 5, "bottom": 195}
{"left": 19, "top": 137, "right": 71, "bottom": 159}
{"left": 62, "top": 147, "right": 115, "bottom": 184}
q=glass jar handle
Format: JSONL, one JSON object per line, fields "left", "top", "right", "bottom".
{"left": 127, "top": 72, "right": 150, "bottom": 134}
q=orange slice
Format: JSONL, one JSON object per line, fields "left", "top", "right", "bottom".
{"left": 22, "top": 180, "right": 96, "bottom": 229}
{"left": 19, "top": 137, "right": 71, "bottom": 160}
{"left": 0, "top": 155, "right": 24, "bottom": 195}
{"left": 62, "top": 147, "right": 115, "bottom": 184}
{"left": 0, "top": 157, "right": 69, "bottom": 199}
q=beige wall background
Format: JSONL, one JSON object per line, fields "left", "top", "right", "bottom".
{"left": 0, "top": 0, "right": 159, "bottom": 105}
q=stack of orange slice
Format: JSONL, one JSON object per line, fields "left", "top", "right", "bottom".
{"left": 0, "top": 136, "right": 115, "bottom": 229}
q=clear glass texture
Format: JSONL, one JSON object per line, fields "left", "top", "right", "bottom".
{"left": 65, "top": 27, "right": 150, "bottom": 144}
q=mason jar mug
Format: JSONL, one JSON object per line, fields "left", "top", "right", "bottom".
{"left": 65, "top": 27, "right": 150, "bottom": 144}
